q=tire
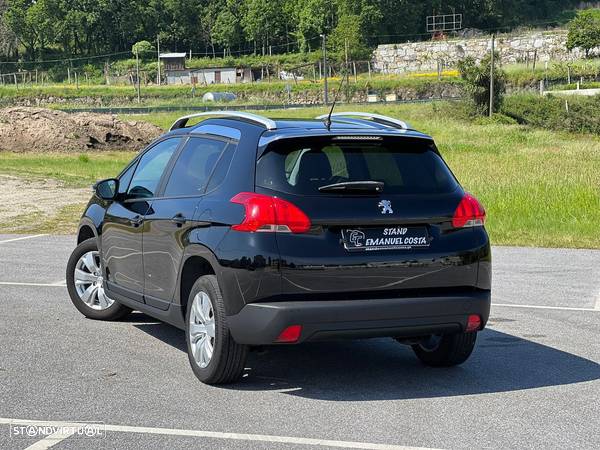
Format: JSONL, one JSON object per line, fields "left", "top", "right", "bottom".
{"left": 66, "top": 238, "right": 132, "bottom": 321}
{"left": 185, "top": 275, "right": 248, "bottom": 385}
{"left": 410, "top": 332, "right": 477, "bottom": 367}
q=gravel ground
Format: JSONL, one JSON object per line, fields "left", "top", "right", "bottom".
{"left": 0, "top": 175, "right": 88, "bottom": 232}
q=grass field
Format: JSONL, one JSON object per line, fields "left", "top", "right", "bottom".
{"left": 0, "top": 151, "right": 135, "bottom": 187}
{"left": 1, "top": 102, "right": 598, "bottom": 248}
{"left": 0, "top": 74, "right": 462, "bottom": 108}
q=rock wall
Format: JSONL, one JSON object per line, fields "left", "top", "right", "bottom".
{"left": 373, "top": 30, "right": 589, "bottom": 74}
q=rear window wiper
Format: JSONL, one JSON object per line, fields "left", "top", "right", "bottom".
{"left": 318, "top": 181, "right": 384, "bottom": 193}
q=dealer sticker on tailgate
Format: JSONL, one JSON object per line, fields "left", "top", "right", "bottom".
{"left": 341, "top": 227, "right": 431, "bottom": 252}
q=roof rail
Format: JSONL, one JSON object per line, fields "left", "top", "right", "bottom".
{"left": 314, "top": 112, "right": 410, "bottom": 130}
{"left": 169, "top": 111, "right": 277, "bottom": 131}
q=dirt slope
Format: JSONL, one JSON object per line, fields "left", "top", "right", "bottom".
{"left": 0, "top": 107, "right": 162, "bottom": 152}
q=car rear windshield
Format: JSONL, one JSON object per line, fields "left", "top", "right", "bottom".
{"left": 256, "top": 137, "right": 458, "bottom": 195}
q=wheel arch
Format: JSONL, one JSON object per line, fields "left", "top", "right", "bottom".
{"left": 77, "top": 224, "right": 95, "bottom": 244}
{"left": 177, "top": 245, "right": 220, "bottom": 323}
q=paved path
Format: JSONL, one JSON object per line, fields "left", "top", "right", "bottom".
{"left": 0, "top": 234, "right": 598, "bottom": 449}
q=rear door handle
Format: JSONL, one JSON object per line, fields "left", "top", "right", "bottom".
{"left": 171, "top": 213, "right": 187, "bottom": 226}
{"left": 130, "top": 215, "right": 143, "bottom": 227}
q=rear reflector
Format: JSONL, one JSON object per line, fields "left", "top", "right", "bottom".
{"left": 465, "top": 314, "right": 482, "bottom": 332}
{"left": 452, "top": 193, "right": 486, "bottom": 228}
{"left": 231, "top": 192, "right": 311, "bottom": 233}
{"left": 275, "top": 325, "right": 302, "bottom": 343}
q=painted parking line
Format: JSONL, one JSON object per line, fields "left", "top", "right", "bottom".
{"left": 24, "top": 428, "right": 76, "bottom": 450}
{"left": 0, "top": 282, "right": 65, "bottom": 287}
{"left": 494, "top": 303, "right": 600, "bottom": 313}
{"left": 0, "top": 234, "right": 48, "bottom": 244}
{"left": 0, "top": 418, "right": 438, "bottom": 450}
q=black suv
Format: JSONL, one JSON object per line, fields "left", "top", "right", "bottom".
{"left": 66, "top": 111, "right": 491, "bottom": 384}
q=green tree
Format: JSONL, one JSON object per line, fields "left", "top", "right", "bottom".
{"left": 293, "top": 0, "right": 330, "bottom": 52}
{"left": 0, "top": 0, "right": 18, "bottom": 58}
{"left": 458, "top": 53, "right": 506, "bottom": 116}
{"left": 4, "top": 0, "right": 55, "bottom": 58}
{"left": 567, "top": 8, "right": 600, "bottom": 58}
{"left": 132, "top": 40, "right": 155, "bottom": 59}
{"left": 329, "top": 13, "right": 369, "bottom": 61}
{"left": 213, "top": 1, "right": 241, "bottom": 55}
{"left": 242, "top": 0, "right": 285, "bottom": 54}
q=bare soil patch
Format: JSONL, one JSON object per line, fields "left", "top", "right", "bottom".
{"left": 0, "top": 107, "right": 161, "bottom": 152}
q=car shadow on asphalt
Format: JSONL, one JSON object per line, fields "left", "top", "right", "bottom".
{"left": 132, "top": 317, "right": 600, "bottom": 401}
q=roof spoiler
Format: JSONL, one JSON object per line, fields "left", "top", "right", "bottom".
{"left": 169, "top": 111, "right": 277, "bottom": 131}
{"left": 314, "top": 112, "right": 410, "bottom": 130}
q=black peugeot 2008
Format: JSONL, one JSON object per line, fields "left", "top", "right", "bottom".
{"left": 66, "top": 111, "right": 491, "bottom": 384}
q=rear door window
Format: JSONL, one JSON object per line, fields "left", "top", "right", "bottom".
{"left": 163, "top": 137, "right": 228, "bottom": 197}
{"left": 257, "top": 137, "right": 458, "bottom": 195}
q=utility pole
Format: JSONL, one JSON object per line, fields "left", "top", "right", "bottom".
{"left": 135, "top": 50, "right": 141, "bottom": 103}
{"left": 321, "top": 33, "right": 328, "bottom": 105}
{"left": 489, "top": 34, "right": 495, "bottom": 118}
{"left": 157, "top": 35, "right": 161, "bottom": 85}
{"left": 345, "top": 38, "right": 349, "bottom": 73}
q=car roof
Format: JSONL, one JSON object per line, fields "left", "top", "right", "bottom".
{"left": 265, "top": 118, "right": 431, "bottom": 138}
{"left": 165, "top": 112, "right": 433, "bottom": 144}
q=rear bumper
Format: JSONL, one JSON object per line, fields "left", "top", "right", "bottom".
{"left": 227, "top": 290, "right": 491, "bottom": 345}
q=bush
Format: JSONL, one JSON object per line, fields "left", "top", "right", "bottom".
{"left": 502, "top": 93, "right": 600, "bottom": 134}
{"left": 458, "top": 53, "right": 506, "bottom": 116}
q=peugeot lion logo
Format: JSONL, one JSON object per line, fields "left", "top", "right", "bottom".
{"left": 378, "top": 200, "right": 393, "bottom": 214}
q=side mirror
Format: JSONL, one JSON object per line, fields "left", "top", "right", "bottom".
{"left": 94, "top": 178, "right": 119, "bottom": 200}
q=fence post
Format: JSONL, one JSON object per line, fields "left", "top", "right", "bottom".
{"left": 105, "top": 60, "right": 110, "bottom": 85}
{"left": 489, "top": 34, "right": 495, "bottom": 117}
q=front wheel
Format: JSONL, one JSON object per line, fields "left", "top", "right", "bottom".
{"left": 66, "top": 238, "right": 132, "bottom": 320}
{"left": 410, "top": 332, "right": 477, "bottom": 367}
{"left": 185, "top": 275, "right": 248, "bottom": 384}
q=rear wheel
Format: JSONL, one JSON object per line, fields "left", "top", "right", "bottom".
{"left": 66, "top": 238, "right": 132, "bottom": 320}
{"left": 410, "top": 332, "right": 477, "bottom": 367}
{"left": 185, "top": 275, "right": 248, "bottom": 384}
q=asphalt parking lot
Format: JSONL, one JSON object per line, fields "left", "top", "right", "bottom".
{"left": 0, "top": 234, "right": 599, "bottom": 449}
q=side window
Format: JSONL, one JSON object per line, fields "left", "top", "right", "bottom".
{"left": 127, "top": 138, "right": 181, "bottom": 198}
{"left": 117, "top": 162, "right": 137, "bottom": 194}
{"left": 206, "top": 142, "right": 237, "bottom": 192}
{"left": 164, "top": 137, "right": 227, "bottom": 197}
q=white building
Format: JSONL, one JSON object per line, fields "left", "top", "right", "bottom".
{"left": 159, "top": 54, "right": 252, "bottom": 85}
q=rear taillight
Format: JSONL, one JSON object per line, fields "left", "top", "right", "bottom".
{"left": 230, "top": 192, "right": 311, "bottom": 233}
{"left": 275, "top": 325, "right": 302, "bottom": 343}
{"left": 465, "top": 314, "right": 482, "bottom": 332}
{"left": 452, "top": 193, "right": 486, "bottom": 228}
